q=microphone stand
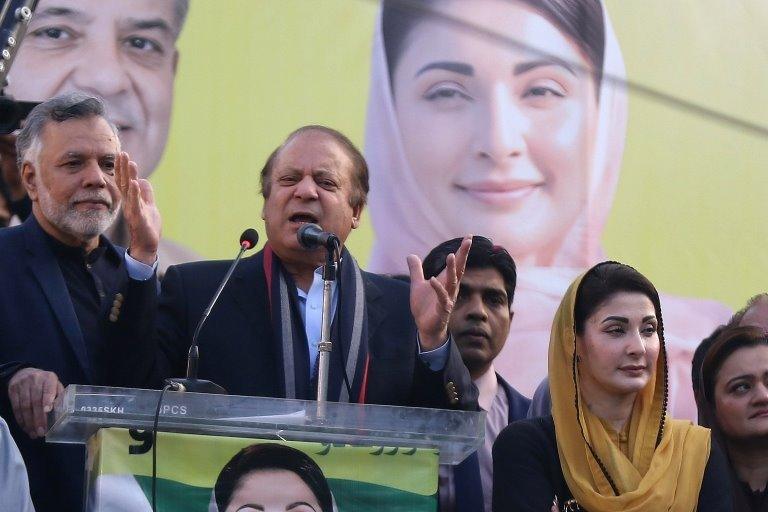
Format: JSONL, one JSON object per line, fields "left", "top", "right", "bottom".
{"left": 166, "top": 237, "right": 255, "bottom": 394}
{"left": 316, "top": 240, "right": 339, "bottom": 420}
{"left": 1, "top": 0, "right": 41, "bottom": 134}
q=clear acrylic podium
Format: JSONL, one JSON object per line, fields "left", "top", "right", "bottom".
{"left": 47, "top": 385, "right": 485, "bottom": 510}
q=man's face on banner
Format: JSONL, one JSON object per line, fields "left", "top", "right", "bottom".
{"left": 6, "top": 0, "right": 180, "bottom": 179}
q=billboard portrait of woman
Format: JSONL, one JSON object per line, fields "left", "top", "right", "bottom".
{"left": 364, "top": 0, "right": 730, "bottom": 419}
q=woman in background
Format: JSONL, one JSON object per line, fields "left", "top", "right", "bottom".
{"left": 492, "top": 262, "right": 731, "bottom": 511}
{"left": 365, "top": 0, "right": 730, "bottom": 418}
{"left": 697, "top": 326, "right": 768, "bottom": 511}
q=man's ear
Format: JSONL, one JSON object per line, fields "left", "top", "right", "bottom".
{"left": 351, "top": 205, "right": 363, "bottom": 229}
{"left": 508, "top": 310, "right": 514, "bottom": 328}
{"left": 21, "top": 162, "right": 39, "bottom": 201}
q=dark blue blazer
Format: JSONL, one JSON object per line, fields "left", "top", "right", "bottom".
{"left": 452, "top": 373, "right": 531, "bottom": 512}
{"left": 117, "top": 249, "right": 477, "bottom": 410}
{"left": 499, "top": 374, "right": 533, "bottom": 423}
{"left": 0, "top": 217, "right": 157, "bottom": 512}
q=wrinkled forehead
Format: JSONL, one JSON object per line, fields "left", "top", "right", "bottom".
{"left": 274, "top": 131, "right": 354, "bottom": 178}
{"left": 39, "top": 116, "right": 121, "bottom": 156}
{"left": 35, "top": 0, "right": 180, "bottom": 36}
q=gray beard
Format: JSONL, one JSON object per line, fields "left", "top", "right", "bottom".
{"left": 37, "top": 187, "right": 119, "bottom": 239}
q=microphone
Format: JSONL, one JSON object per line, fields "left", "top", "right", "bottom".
{"left": 239, "top": 228, "right": 259, "bottom": 250}
{"left": 166, "top": 228, "right": 259, "bottom": 394}
{"left": 297, "top": 223, "right": 339, "bottom": 250}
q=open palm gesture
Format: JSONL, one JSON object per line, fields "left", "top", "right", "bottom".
{"left": 115, "top": 151, "right": 161, "bottom": 265}
{"left": 407, "top": 236, "right": 472, "bottom": 350}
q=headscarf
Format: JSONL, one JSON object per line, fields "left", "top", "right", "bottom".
{"left": 363, "top": 0, "right": 732, "bottom": 416}
{"left": 549, "top": 263, "right": 710, "bottom": 511}
{"left": 365, "top": 0, "right": 626, "bottom": 275}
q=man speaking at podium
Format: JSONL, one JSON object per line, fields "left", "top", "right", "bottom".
{"left": 120, "top": 125, "right": 477, "bottom": 410}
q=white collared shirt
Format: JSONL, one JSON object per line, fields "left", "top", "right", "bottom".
{"left": 295, "top": 267, "right": 338, "bottom": 374}
{"left": 474, "top": 365, "right": 509, "bottom": 512}
{"left": 294, "top": 267, "right": 449, "bottom": 379}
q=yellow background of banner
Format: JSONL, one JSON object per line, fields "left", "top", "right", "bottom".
{"left": 154, "top": 0, "right": 767, "bottom": 308}
{"left": 602, "top": 0, "right": 768, "bottom": 307}
{"left": 94, "top": 428, "right": 439, "bottom": 495}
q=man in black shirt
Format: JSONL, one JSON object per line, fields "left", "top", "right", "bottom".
{"left": 0, "top": 92, "right": 161, "bottom": 512}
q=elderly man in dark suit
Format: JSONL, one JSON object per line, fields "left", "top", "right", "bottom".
{"left": 0, "top": 92, "right": 161, "bottom": 512}
{"left": 423, "top": 236, "right": 531, "bottom": 512}
{"left": 118, "top": 125, "right": 477, "bottom": 410}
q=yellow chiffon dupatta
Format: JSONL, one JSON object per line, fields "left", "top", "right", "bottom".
{"left": 550, "top": 273, "right": 711, "bottom": 512}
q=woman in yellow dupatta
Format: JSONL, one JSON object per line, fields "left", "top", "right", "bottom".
{"left": 493, "top": 262, "right": 732, "bottom": 511}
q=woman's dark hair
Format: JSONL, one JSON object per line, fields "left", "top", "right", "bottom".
{"left": 692, "top": 324, "right": 725, "bottom": 400}
{"left": 214, "top": 443, "right": 333, "bottom": 512}
{"left": 700, "top": 325, "right": 768, "bottom": 404}
{"left": 382, "top": 0, "right": 605, "bottom": 90}
{"left": 574, "top": 261, "right": 662, "bottom": 338}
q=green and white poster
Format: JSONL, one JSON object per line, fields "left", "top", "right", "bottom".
{"left": 86, "top": 428, "right": 439, "bottom": 512}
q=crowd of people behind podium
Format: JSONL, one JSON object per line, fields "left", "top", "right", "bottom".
{"left": 0, "top": 1, "right": 764, "bottom": 510}
{"left": 0, "top": 91, "right": 766, "bottom": 512}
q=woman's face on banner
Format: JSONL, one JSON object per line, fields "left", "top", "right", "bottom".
{"left": 226, "top": 469, "right": 322, "bottom": 512}
{"left": 392, "top": 0, "right": 598, "bottom": 265}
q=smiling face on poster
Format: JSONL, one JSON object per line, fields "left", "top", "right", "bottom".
{"left": 367, "top": 0, "right": 615, "bottom": 272}
{"left": 388, "top": 0, "right": 601, "bottom": 266}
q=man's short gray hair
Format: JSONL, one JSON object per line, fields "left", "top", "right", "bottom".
{"left": 16, "top": 92, "right": 119, "bottom": 169}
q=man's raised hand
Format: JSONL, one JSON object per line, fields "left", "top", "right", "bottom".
{"left": 115, "top": 151, "right": 161, "bottom": 265}
{"left": 407, "top": 235, "right": 472, "bottom": 350}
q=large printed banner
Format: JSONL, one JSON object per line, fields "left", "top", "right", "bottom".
{"left": 6, "top": 0, "right": 767, "bottom": 419}
{"left": 86, "top": 428, "right": 438, "bottom": 511}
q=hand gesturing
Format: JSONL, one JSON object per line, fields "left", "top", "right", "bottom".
{"left": 407, "top": 236, "right": 472, "bottom": 350}
{"left": 115, "top": 152, "right": 161, "bottom": 265}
